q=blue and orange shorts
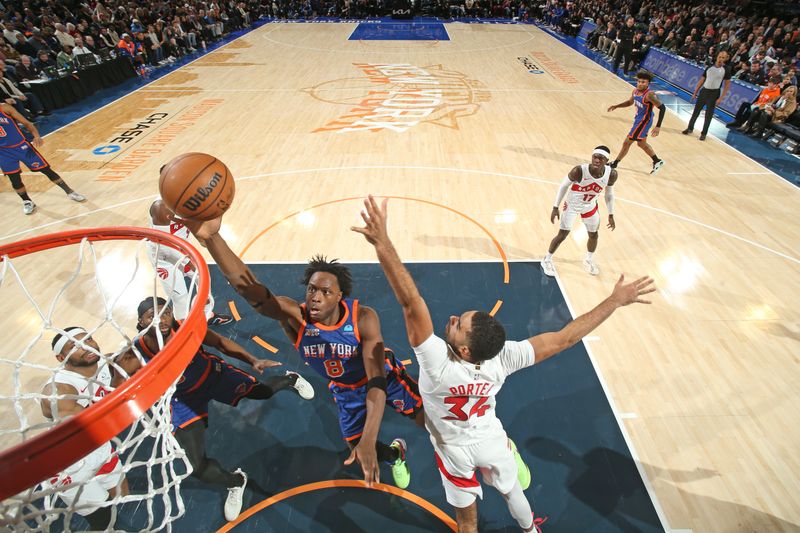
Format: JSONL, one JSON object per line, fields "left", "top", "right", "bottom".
{"left": 0, "top": 141, "right": 48, "bottom": 174}
{"left": 171, "top": 354, "right": 257, "bottom": 430}
{"left": 329, "top": 352, "right": 423, "bottom": 442}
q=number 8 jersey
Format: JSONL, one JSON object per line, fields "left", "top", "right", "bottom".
{"left": 295, "top": 298, "right": 366, "bottom": 385}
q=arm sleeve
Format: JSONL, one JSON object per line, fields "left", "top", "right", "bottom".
{"left": 604, "top": 185, "right": 615, "bottom": 215}
{"left": 656, "top": 103, "right": 666, "bottom": 127}
{"left": 497, "top": 340, "right": 536, "bottom": 376}
{"left": 553, "top": 175, "right": 572, "bottom": 208}
{"left": 412, "top": 333, "right": 450, "bottom": 379}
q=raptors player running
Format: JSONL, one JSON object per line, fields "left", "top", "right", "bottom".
{"left": 40, "top": 327, "right": 137, "bottom": 530}
{"left": 542, "top": 146, "right": 618, "bottom": 277}
{"left": 148, "top": 197, "right": 233, "bottom": 326}
{"left": 353, "top": 195, "right": 655, "bottom": 533}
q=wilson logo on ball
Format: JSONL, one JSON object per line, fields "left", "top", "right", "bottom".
{"left": 182, "top": 172, "right": 223, "bottom": 211}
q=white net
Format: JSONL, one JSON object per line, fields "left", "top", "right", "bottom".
{"left": 0, "top": 230, "right": 206, "bottom": 532}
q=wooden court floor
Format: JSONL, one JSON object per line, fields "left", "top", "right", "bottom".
{"left": 0, "top": 21, "right": 798, "bottom": 532}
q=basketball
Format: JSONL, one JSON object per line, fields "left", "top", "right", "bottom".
{"left": 158, "top": 153, "right": 235, "bottom": 221}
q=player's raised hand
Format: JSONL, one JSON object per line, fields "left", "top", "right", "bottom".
{"left": 550, "top": 207, "right": 560, "bottom": 224}
{"left": 251, "top": 359, "right": 282, "bottom": 374}
{"left": 344, "top": 440, "right": 380, "bottom": 488}
{"left": 610, "top": 274, "right": 656, "bottom": 306}
{"left": 178, "top": 216, "right": 222, "bottom": 244}
{"left": 351, "top": 195, "right": 390, "bottom": 247}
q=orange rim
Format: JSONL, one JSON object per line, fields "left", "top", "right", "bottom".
{"left": 0, "top": 227, "right": 209, "bottom": 501}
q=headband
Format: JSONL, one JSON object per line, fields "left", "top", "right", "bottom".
{"left": 593, "top": 148, "right": 611, "bottom": 159}
{"left": 53, "top": 327, "right": 88, "bottom": 355}
{"left": 138, "top": 296, "right": 168, "bottom": 318}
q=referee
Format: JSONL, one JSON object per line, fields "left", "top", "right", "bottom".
{"left": 682, "top": 51, "right": 732, "bottom": 141}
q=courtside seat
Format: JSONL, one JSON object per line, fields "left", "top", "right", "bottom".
{"left": 770, "top": 109, "right": 800, "bottom": 142}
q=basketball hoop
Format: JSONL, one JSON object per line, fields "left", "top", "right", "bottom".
{"left": 0, "top": 227, "right": 209, "bottom": 531}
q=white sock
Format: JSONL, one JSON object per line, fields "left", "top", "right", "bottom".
{"left": 502, "top": 480, "right": 533, "bottom": 530}
{"left": 586, "top": 252, "right": 594, "bottom": 261}
{"left": 545, "top": 253, "right": 553, "bottom": 261}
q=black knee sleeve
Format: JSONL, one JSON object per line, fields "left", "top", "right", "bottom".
{"left": 174, "top": 420, "right": 241, "bottom": 486}
{"left": 174, "top": 421, "right": 206, "bottom": 471}
{"left": 38, "top": 167, "right": 60, "bottom": 181}
{"left": 6, "top": 172, "right": 23, "bottom": 189}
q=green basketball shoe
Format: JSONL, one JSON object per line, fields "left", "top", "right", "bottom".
{"left": 389, "top": 438, "right": 411, "bottom": 489}
{"left": 509, "top": 438, "right": 531, "bottom": 490}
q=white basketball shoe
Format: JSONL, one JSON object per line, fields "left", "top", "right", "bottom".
{"left": 224, "top": 468, "right": 247, "bottom": 522}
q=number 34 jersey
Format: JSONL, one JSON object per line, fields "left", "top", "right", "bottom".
{"left": 295, "top": 298, "right": 367, "bottom": 385}
{"left": 564, "top": 163, "right": 611, "bottom": 214}
{"left": 413, "top": 334, "right": 535, "bottom": 447}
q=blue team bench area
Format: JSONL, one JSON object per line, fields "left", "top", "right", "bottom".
{"left": 349, "top": 19, "right": 450, "bottom": 40}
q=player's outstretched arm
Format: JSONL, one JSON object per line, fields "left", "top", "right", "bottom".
{"left": 203, "top": 328, "right": 281, "bottom": 372}
{"left": 181, "top": 217, "right": 302, "bottom": 326}
{"left": 528, "top": 274, "right": 655, "bottom": 364}
{"left": 344, "top": 305, "right": 387, "bottom": 487}
{"left": 607, "top": 95, "right": 634, "bottom": 112}
{"left": 351, "top": 195, "right": 433, "bottom": 348}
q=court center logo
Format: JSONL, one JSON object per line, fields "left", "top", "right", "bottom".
{"left": 306, "top": 63, "right": 490, "bottom": 133}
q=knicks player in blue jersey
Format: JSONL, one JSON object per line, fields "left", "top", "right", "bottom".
{"left": 134, "top": 297, "right": 315, "bottom": 521}
{"left": 0, "top": 103, "right": 86, "bottom": 215}
{"left": 606, "top": 71, "right": 666, "bottom": 175}
{"left": 182, "top": 217, "right": 425, "bottom": 490}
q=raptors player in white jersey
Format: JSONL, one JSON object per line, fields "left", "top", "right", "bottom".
{"left": 542, "top": 146, "right": 618, "bottom": 278}
{"left": 353, "top": 195, "right": 655, "bottom": 533}
{"left": 40, "top": 327, "right": 138, "bottom": 530}
{"left": 149, "top": 197, "right": 233, "bottom": 325}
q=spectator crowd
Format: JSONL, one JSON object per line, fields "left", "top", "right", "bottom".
{"left": 542, "top": 0, "right": 799, "bottom": 143}
{"left": 0, "top": 0, "right": 274, "bottom": 120}
{"left": 1, "top": 0, "right": 798, "bottom": 141}
{"left": 577, "top": 2, "right": 799, "bottom": 87}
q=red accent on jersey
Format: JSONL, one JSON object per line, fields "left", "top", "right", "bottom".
{"left": 96, "top": 453, "right": 120, "bottom": 476}
{"left": 442, "top": 395, "right": 492, "bottom": 421}
{"left": 571, "top": 182, "right": 604, "bottom": 193}
{"left": 434, "top": 452, "right": 480, "bottom": 488}
{"left": 581, "top": 204, "right": 599, "bottom": 218}
{"left": 169, "top": 222, "right": 186, "bottom": 236}
{"left": 443, "top": 396, "right": 470, "bottom": 421}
